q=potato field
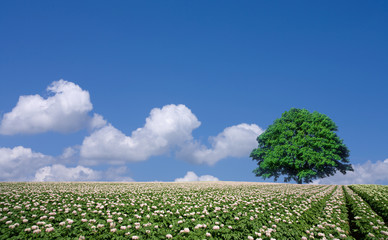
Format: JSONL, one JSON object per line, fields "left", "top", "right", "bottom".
{"left": 0, "top": 182, "right": 387, "bottom": 239}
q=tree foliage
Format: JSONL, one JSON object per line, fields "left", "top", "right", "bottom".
{"left": 250, "top": 108, "right": 353, "bottom": 184}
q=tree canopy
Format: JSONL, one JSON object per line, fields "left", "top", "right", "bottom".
{"left": 250, "top": 108, "right": 353, "bottom": 184}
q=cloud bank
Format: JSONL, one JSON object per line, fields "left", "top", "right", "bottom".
{"left": 175, "top": 171, "right": 219, "bottom": 182}
{"left": 0, "top": 79, "right": 266, "bottom": 181}
{"left": 177, "top": 123, "right": 264, "bottom": 165}
{"left": 34, "top": 164, "right": 99, "bottom": 182}
{"left": 80, "top": 105, "right": 263, "bottom": 166}
{"left": 0, "top": 80, "right": 93, "bottom": 135}
{"left": 34, "top": 165, "right": 134, "bottom": 182}
{"left": 80, "top": 104, "right": 201, "bottom": 164}
{"left": 313, "top": 159, "right": 388, "bottom": 185}
{"left": 0, "top": 146, "right": 53, "bottom": 181}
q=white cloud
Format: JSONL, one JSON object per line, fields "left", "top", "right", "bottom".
{"left": 313, "top": 159, "right": 388, "bottom": 185}
{"left": 81, "top": 105, "right": 264, "bottom": 166}
{"left": 0, "top": 80, "right": 93, "bottom": 135}
{"left": 60, "top": 147, "right": 78, "bottom": 159}
{"left": 89, "top": 113, "right": 107, "bottom": 130}
{"left": 1, "top": 79, "right": 265, "bottom": 168}
{"left": 175, "top": 171, "right": 219, "bottom": 182}
{"left": 176, "top": 123, "right": 264, "bottom": 165}
{"left": 103, "top": 166, "right": 134, "bottom": 182}
{"left": 34, "top": 164, "right": 100, "bottom": 182}
{"left": 34, "top": 165, "right": 133, "bottom": 182}
{"left": 57, "top": 146, "right": 81, "bottom": 165}
{"left": 80, "top": 104, "right": 201, "bottom": 164}
{"left": 0, "top": 146, "right": 53, "bottom": 181}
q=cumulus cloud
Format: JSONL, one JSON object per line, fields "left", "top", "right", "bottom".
{"left": 176, "top": 123, "right": 264, "bottom": 165}
{"left": 33, "top": 165, "right": 134, "bottom": 182}
{"left": 175, "top": 171, "right": 219, "bottom": 182}
{"left": 0, "top": 80, "right": 93, "bottom": 135}
{"left": 313, "top": 159, "right": 388, "bottom": 185}
{"left": 60, "top": 147, "right": 78, "bottom": 159}
{"left": 103, "top": 166, "right": 134, "bottom": 182}
{"left": 1, "top": 79, "right": 265, "bottom": 170}
{"left": 0, "top": 146, "right": 53, "bottom": 181}
{"left": 34, "top": 164, "right": 100, "bottom": 182}
{"left": 89, "top": 113, "right": 107, "bottom": 130}
{"left": 80, "top": 104, "right": 201, "bottom": 165}
{"left": 80, "top": 104, "right": 264, "bottom": 166}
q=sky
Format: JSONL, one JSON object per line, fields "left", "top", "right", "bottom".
{"left": 0, "top": 1, "right": 387, "bottom": 184}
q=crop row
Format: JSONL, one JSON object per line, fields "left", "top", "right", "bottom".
{"left": 343, "top": 186, "right": 388, "bottom": 239}
{"left": 349, "top": 184, "right": 388, "bottom": 223}
{"left": 299, "top": 186, "right": 353, "bottom": 239}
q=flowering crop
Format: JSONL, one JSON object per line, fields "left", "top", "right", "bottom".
{"left": 349, "top": 184, "right": 388, "bottom": 223}
{"left": 299, "top": 186, "right": 351, "bottom": 239}
{"left": 343, "top": 186, "right": 388, "bottom": 239}
{"left": 0, "top": 182, "right": 386, "bottom": 239}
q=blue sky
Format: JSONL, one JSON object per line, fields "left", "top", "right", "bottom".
{"left": 0, "top": 1, "right": 387, "bottom": 184}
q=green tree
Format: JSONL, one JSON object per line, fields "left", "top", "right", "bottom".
{"left": 250, "top": 108, "right": 353, "bottom": 184}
